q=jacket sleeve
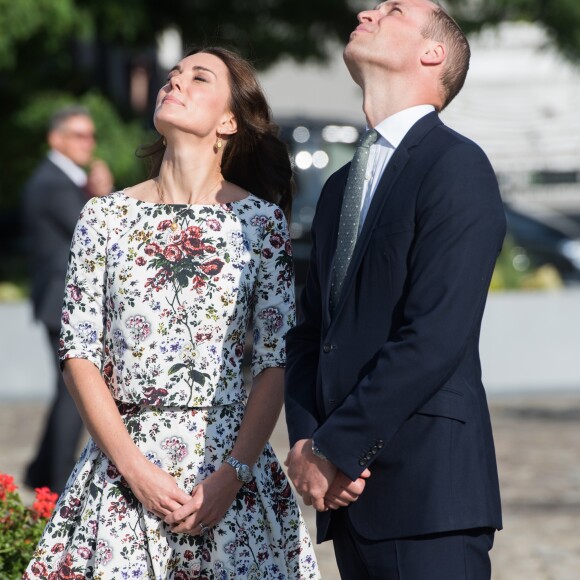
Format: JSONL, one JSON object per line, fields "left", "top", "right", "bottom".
{"left": 312, "top": 142, "right": 507, "bottom": 480}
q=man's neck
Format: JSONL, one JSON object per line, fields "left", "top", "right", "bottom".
{"left": 356, "top": 69, "right": 440, "bottom": 127}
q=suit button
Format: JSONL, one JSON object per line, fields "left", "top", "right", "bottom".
{"left": 359, "top": 459, "right": 366, "bottom": 466}
{"left": 323, "top": 344, "right": 332, "bottom": 353}
{"left": 377, "top": 440, "right": 384, "bottom": 449}
{"left": 371, "top": 446, "right": 378, "bottom": 454}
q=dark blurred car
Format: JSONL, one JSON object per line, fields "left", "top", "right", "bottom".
{"left": 277, "top": 117, "right": 362, "bottom": 286}
{"left": 504, "top": 202, "right": 580, "bottom": 284}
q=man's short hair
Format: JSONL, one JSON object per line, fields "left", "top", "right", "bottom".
{"left": 48, "top": 105, "right": 92, "bottom": 132}
{"left": 422, "top": 4, "right": 470, "bottom": 110}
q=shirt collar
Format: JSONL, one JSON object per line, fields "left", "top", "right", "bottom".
{"left": 47, "top": 149, "right": 88, "bottom": 188}
{"left": 374, "top": 105, "right": 435, "bottom": 149}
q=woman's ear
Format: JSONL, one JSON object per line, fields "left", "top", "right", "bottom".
{"left": 421, "top": 42, "right": 445, "bottom": 66}
{"left": 219, "top": 113, "right": 237, "bottom": 136}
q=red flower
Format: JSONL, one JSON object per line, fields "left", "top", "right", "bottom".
{"left": 285, "top": 239, "right": 293, "bottom": 256}
{"left": 142, "top": 386, "right": 169, "bottom": 406}
{"left": 106, "top": 464, "right": 121, "bottom": 480}
{"left": 184, "top": 550, "right": 194, "bottom": 561}
{"left": 135, "top": 256, "right": 146, "bottom": 266}
{"left": 145, "top": 267, "right": 173, "bottom": 291}
{"left": 103, "top": 361, "right": 114, "bottom": 379}
{"left": 144, "top": 242, "right": 162, "bottom": 256}
{"left": 52, "top": 543, "right": 65, "bottom": 554}
{"left": 31, "top": 562, "right": 48, "bottom": 576}
{"left": 0, "top": 473, "right": 17, "bottom": 500}
{"left": 200, "top": 258, "right": 224, "bottom": 276}
{"left": 32, "top": 487, "right": 58, "bottom": 518}
{"left": 262, "top": 248, "right": 273, "bottom": 259}
{"left": 185, "top": 225, "right": 202, "bottom": 238}
{"left": 158, "top": 219, "right": 173, "bottom": 231}
{"left": 164, "top": 244, "right": 183, "bottom": 262}
{"left": 191, "top": 275, "right": 206, "bottom": 290}
{"left": 234, "top": 343, "right": 244, "bottom": 358}
{"left": 182, "top": 237, "right": 204, "bottom": 256}
{"left": 59, "top": 505, "right": 72, "bottom": 519}
{"left": 269, "top": 233, "right": 284, "bottom": 248}
{"left": 55, "top": 553, "right": 75, "bottom": 580}
{"left": 274, "top": 208, "right": 283, "bottom": 220}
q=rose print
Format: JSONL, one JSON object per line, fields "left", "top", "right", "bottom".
{"left": 77, "top": 547, "right": 92, "bottom": 560}
{"left": 269, "top": 233, "right": 284, "bottom": 248}
{"left": 182, "top": 237, "right": 204, "bottom": 256}
{"left": 163, "top": 244, "right": 183, "bottom": 262}
{"left": 67, "top": 284, "right": 82, "bottom": 302}
{"left": 144, "top": 241, "right": 162, "bottom": 256}
{"left": 206, "top": 218, "right": 221, "bottom": 231}
{"left": 200, "top": 258, "right": 224, "bottom": 276}
{"left": 157, "top": 219, "right": 173, "bottom": 231}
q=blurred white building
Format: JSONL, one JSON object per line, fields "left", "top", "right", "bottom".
{"left": 261, "top": 21, "right": 580, "bottom": 209}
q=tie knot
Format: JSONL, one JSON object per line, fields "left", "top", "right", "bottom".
{"left": 358, "top": 129, "right": 379, "bottom": 149}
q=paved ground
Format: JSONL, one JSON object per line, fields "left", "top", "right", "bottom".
{"left": 1, "top": 392, "right": 579, "bottom": 579}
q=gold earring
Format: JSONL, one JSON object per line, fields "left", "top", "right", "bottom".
{"left": 216, "top": 135, "right": 223, "bottom": 150}
{"left": 162, "top": 137, "right": 167, "bottom": 146}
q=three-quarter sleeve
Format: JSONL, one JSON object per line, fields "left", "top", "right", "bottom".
{"left": 251, "top": 207, "right": 296, "bottom": 377}
{"left": 59, "top": 197, "right": 108, "bottom": 371}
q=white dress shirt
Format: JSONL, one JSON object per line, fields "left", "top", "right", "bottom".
{"left": 359, "top": 105, "right": 435, "bottom": 226}
{"left": 48, "top": 149, "right": 88, "bottom": 188}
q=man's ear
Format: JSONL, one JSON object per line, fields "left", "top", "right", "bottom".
{"left": 421, "top": 42, "right": 445, "bottom": 66}
{"left": 219, "top": 113, "right": 237, "bottom": 136}
{"left": 47, "top": 130, "right": 61, "bottom": 150}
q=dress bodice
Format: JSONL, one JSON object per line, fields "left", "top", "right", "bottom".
{"left": 60, "top": 190, "right": 295, "bottom": 407}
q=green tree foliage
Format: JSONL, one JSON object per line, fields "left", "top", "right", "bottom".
{"left": 73, "top": 0, "right": 358, "bottom": 68}
{"left": 0, "top": 0, "right": 360, "bottom": 210}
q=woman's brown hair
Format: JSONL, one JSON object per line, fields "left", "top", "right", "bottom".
{"left": 138, "top": 46, "right": 293, "bottom": 218}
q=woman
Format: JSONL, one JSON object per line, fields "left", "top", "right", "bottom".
{"left": 25, "top": 47, "right": 320, "bottom": 579}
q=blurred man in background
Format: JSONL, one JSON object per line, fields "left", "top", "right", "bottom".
{"left": 22, "top": 105, "right": 113, "bottom": 494}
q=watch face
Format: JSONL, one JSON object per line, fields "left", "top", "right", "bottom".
{"left": 238, "top": 464, "right": 252, "bottom": 483}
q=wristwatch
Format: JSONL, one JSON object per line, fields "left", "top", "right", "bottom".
{"left": 311, "top": 440, "right": 329, "bottom": 462}
{"left": 225, "top": 455, "right": 253, "bottom": 483}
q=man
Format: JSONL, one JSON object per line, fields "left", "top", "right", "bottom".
{"left": 22, "top": 105, "right": 113, "bottom": 494}
{"left": 285, "top": 1, "right": 505, "bottom": 578}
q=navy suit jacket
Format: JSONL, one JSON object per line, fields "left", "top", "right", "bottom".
{"left": 22, "top": 158, "right": 88, "bottom": 331}
{"left": 285, "top": 113, "right": 505, "bottom": 543}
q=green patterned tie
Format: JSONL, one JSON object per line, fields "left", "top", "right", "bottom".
{"left": 330, "top": 128, "right": 379, "bottom": 314}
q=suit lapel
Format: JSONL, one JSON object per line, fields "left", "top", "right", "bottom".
{"left": 328, "top": 112, "right": 441, "bottom": 324}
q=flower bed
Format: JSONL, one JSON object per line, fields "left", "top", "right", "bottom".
{"left": 0, "top": 473, "right": 58, "bottom": 578}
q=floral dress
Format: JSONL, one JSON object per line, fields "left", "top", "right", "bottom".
{"left": 24, "top": 191, "right": 320, "bottom": 580}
